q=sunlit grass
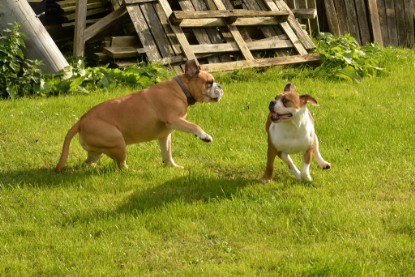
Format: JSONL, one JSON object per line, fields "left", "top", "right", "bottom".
{"left": 1, "top": 48, "right": 415, "bottom": 275}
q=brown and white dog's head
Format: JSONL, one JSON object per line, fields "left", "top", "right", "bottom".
{"left": 268, "top": 83, "right": 318, "bottom": 123}
{"left": 184, "top": 60, "right": 224, "bottom": 103}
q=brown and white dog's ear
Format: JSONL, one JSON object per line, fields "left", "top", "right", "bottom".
{"left": 284, "top": 83, "right": 296, "bottom": 92}
{"left": 300, "top": 94, "right": 319, "bottom": 106}
{"left": 185, "top": 59, "right": 200, "bottom": 78}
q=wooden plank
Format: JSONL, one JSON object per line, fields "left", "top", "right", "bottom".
{"left": 158, "top": 0, "right": 198, "bottom": 62}
{"left": 367, "top": 0, "right": 383, "bottom": 46}
{"left": 263, "top": 0, "right": 308, "bottom": 54}
{"left": 124, "top": 0, "right": 157, "bottom": 5}
{"left": 170, "top": 10, "right": 289, "bottom": 21}
{"left": 354, "top": 0, "right": 371, "bottom": 45}
{"left": 103, "top": 46, "right": 143, "bottom": 58}
{"left": 323, "top": 0, "right": 340, "bottom": 36}
{"left": 140, "top": 3, "right": 174, "bottom": 58}
{"left": 200, "top": 53, "right": 320, "bottom": 72}
{"left": 189, "top": 0, "right": 233, "bottom": 63}
{"left": 126, "top": 5, "right": 161, "bottom": 60}
{"left": 57, "top": 0, "right": 102, "bottom": 8}
{"left": 177, "top": 0, "right": 221, "bottom": 64}
{"left": 83, "top": 6, "right": 128, "bottom": 42}
{"left": 292, "top": 8, "right": 317, "bottom": 19}
{"left": 403, "top": 0, "right": 415, "bottom": 46}
{"left": 242, "top": 0, "right": 280, "bottom": 38}
{"left": 65, "top": 7, "right": 110, "bottom": 21}
{"left": 295, "top": 0, "right": 311, "bottom": 33}
{"left": 343, "top": 0, "right": 360, "bottom": 43}
{"left": 394, "top": 0, "right": 407, "bottom": 46}
{"left": 110, "top": 36, "right": 140, "bottom": 47}
{"left": 154, "top": 2, "right": 184, "bottom": 72}
{"left": 332, "top": 0, "right": 349, "bottom": 35}
{"left": 175, "top": 17, "right": 288, "bottom": 27}
{"left": 306, "top": 0, "right": 319, "bottom": 35}
{"left": 211, "top": 0, "right": 255, "bottom": 60}
{"left": 73, "top": 0, "right": 87, "bottom": 56}
{"left": 275, "top": 0, "right": 314, "bottom": 49}
{"left": 154, "top": 3, "right": 182, "bottom": 55}
{"left": 190, "top": 38, "right": 292, "bottom": 54}
{"left": 376, "top": 0, "right": 390, "bottom": 46}
{"left": 125, "top": 0, "right": 156, "bottom": 3}
{"left": 385, "top": 0, "right": 398, "bottom": 46}
{"left": 59, "top": 2, "right": 103, "bottom": 13}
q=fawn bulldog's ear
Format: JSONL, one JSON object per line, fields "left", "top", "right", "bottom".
{"left": 300, "top": 94, "right": 319, "bottom": 106}
{"left": 185, "top": 59, "right": 200, "bottom": 78}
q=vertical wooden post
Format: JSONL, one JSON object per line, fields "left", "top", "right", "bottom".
{"left": 73, "top": 0, "right": 88, "bottom": 57}
{"left": 0, "top": 0, "right": 69, "bottom": 73}
{"left": 367, "top": 0, "right": 383, "bottom": 46}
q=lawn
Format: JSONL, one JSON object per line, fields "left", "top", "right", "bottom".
{"left": 1, "top": 48, "right": 415, "bottom": 276}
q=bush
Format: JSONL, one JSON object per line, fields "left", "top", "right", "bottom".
{"left": 0, "top": 22, "right": 45, "bottom": 99}
{"left": 0, "top": 23, "right": 174, "bottom": 99}
{"left": 313, "top": 33, "right": 385, "bottom": 82}
{"left": 43, "top": 58, "right": 174, "bottom": 96}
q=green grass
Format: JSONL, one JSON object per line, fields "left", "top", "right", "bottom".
{"left": 1, "top": 48, "right": 415, "bottom": 276}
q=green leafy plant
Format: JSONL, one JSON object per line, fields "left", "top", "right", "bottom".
{"left": 43, "top": 59, "right": 174, "bottom": 96}
{"left": 0, "top": 22, "right": 173, "bottom": 99}
{"left": 314, "top": 33, "right": 384, "bottom": 82}
{"left": 0, "top": 22, "right": 45, "bottom": 99}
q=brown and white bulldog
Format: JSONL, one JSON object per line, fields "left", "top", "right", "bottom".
{"left": 55, "top": 59, "right": 224, "bottom": 172}
{"left": 261, "top": 84, "right": 330, "bottom": 182}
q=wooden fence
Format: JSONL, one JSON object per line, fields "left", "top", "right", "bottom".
{"left": 320, "top": 0, "right": 415, "bottom": 47}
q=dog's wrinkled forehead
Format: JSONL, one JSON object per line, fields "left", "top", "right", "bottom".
{"left": 185, "top": 59, "right": 214, "bottom": 82}
{"left": 275, "top": 92, "right": 301, "bottom": 108}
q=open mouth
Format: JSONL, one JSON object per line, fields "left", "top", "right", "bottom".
{"left": 270, "top": 111, "right": 292, "bottom": 122}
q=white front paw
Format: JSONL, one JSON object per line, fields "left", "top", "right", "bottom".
{"left": 301, "top": 172, "right": 312, "bottom": 182}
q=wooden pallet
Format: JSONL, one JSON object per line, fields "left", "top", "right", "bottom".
{"left": 74, "top": 0, "right": 319, "bottom": 71}
{"left": 121, "top": 0, "right": 319, "bottom": 72}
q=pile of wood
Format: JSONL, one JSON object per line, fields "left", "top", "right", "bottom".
{"left": 72, "top": 0, "right": 320, "bottom": 72}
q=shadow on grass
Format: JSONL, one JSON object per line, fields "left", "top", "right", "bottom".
{"left": 0, "top": 164, "right": 114, "bottom": 188}
{"left": 114, "top": 173, "right": 255, "bottom": 215}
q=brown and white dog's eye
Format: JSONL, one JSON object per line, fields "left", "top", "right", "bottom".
{"left": 281, "top": 97, "right": 290, "bottom": 106}
{"left": 207, "top": 80, "right": 213, "bottom": 87}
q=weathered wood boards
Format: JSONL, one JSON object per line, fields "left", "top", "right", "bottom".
{"left": 322, "top": 0, "right": 414, "bottom": 47}
{"left": 73, "top": 0, "right": 318, "bottom": 72}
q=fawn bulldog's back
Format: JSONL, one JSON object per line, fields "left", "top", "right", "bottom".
{"left": 56, "top": 60, "right": 224, "bottom": 172}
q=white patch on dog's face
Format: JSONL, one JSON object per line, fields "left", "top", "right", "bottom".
{"left": 269, "top": 92, "right": 302, "bottom": 122}
{"left": 202, "top": 76, "right": 224, "bottom": 103}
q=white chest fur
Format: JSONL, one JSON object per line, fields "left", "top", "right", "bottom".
{"left": 269, "top": 111, "right": 315, "bottom": 154}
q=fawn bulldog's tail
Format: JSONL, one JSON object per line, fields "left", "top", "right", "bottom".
{"left": 55, "top": 121, "right": 80, "bottom": 173}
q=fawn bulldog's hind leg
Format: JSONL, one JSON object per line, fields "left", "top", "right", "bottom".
{"left": 84, "top": 151, "right": 103, "bottom": 167}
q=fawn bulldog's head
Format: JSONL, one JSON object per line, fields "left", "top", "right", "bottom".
{"left": 182, "top": 60, "right": 224, "bottom": 103}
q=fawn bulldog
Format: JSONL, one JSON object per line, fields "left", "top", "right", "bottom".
{"left": 55, "top": 59, "right": 224, "bottom": 172}
{"left": 261, "top": 84, "right": 331, "bottom": 182}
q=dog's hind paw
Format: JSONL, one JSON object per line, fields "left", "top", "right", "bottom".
{"left": 322, "top": 162, "right": 331, "bottom": 170}
{"left": 201, "top": 134, "right": 212, "bottom": 142}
